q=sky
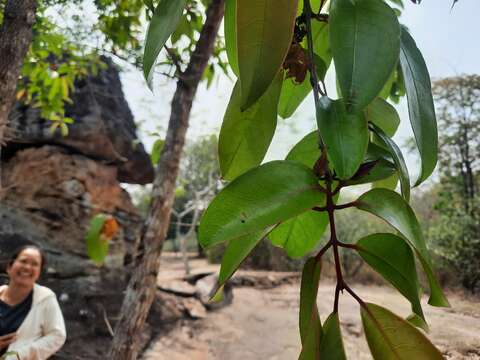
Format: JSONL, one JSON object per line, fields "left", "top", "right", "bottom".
{"left": 120, "top": 0, "right": 479, "bottom": 185}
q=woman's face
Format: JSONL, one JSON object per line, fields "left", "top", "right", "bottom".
{"left": 7, "top": 248, "right": 42, "bottom": 288}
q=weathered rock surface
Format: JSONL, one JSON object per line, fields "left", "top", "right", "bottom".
{"left": 1, "top": 145, "right": 140, "bottom": 263}
{"left": 6, "top": 56, "right": 154, "bottom": 184}
{"left": 0, "top": 57, "right": 161, "bottom": 359}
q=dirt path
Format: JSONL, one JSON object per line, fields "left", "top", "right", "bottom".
{"left": 143, "top": 257, "right": 480, "bottom": 359}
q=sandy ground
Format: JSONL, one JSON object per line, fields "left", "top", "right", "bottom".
{"left": 143, "top": 256, "right": 480, "bottom": 360}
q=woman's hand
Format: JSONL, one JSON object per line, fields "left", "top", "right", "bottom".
{"left": 0, "top": 332, "right": 16, "bottom": 349}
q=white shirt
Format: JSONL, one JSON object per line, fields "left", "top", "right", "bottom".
{"left": 1, "top": 284, "right": 66, "bottom": 360}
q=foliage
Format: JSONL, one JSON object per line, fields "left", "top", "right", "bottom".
{"left": 85, "top": 214, "right": 119, "bottom": 266}
{"left": 0, "top": 0, "right": 145, "bottom": 132}
{"left": 143, "top": 0, "right": 229, "bottom": 87}
{"left": 428, "top": 190, "right": 480, "bottom": 292}
{"left": 4, "top": 0, "right": 227, "bottom": 134}
{"left": 432, "top": 75, "right": 479, "bottom": 208}
{"left": 141, "top": 0, "right": 461, "bottom": 357}
{"left": 419, "top": 75, "right": 480, "bottom": 292}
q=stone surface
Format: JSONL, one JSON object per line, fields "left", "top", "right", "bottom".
{"left": 194, "top": 273, "right": 233, "bottom": 310}
{"left": 182, "top": 298, "right": 207, "bottom": 319}
{"left": 160, "top": 280, "right": 198, "bottom": 297}
{"left": 1, "top": 145, "right": 141, "bottom": 263}
{"left": 0, "top": 205, "right": 97, "bottom": 278}
{"left": 6, "top": 57, "right": 154, "bottom": 184}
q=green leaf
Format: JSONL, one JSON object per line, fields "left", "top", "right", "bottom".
{"left": 237, "top": 0, "right": 298, "bottom": 109}
{"left": 399, "top": 27, "right": 438, "bottom": 185}
{"left": 355, "top": 188, "right": 449, "bottom": 307}
{"left": 219, "top": 73, "right": 283, "bottom": 181}
{"left": 361, "top": 303, "right": 443, "bottom": 359}
{"left": 319, "top": 313, "right": 347, "bottom": 360}
{"left": 299, "top": 258, "right": 322, "bottom": 347}
{"left": 356, "top": 233, "right": 425, "bottom": 326}
{"left": 85, "top": 214, "right": 108, "bottom": 266}
{"left": 370, "top": 123, "right": 410, "bottom": 201}
{"left": 330, "top": 0, "right": 400, "bottom": 112}
{"left": 365, "top": 142, "right": 394, "bottom": 162}
{"left": 300, "top": 311, "right": 347, "bottom": 360}
{"left": 365, "top": 98, "right": 400, "bottom": 137}
{"left": 372, "top": 173, "right": 399, "bottom": 190}
{"left": 218, "top": 227, "right": 273, "bottom": 288}
{"left": 270, "top": 210, "right": 329, "bottom": 258}
{"left": 317, "top": 97, "right": 368, "bottom": 179}
{"left": 224, "top": 0, "right": 238, "bottom": 75}
{"left": 286, "top": 131, "right": 320, "bottom": 169}
{"left": 151, "top": 138, "right": 165, "bottom": 165}
{"left": 278, "top": 22, "right": 331, "bottom": 119}
{"left": 198, "top": 161, "right": 325, "bottom": 248}
{"left": 143, "top": 0, "right": 187, "bottom": 88}
{"left": 346, "top": 159, "right": 396, "bottom": 186}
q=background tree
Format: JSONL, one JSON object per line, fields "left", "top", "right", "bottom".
{"left": 432, "top": 75, "right": 479, "bottom": 212}
{"left": 109, "top": 1, "right": 225, "bottom": 358}
{"left": 425, "top": 75, "right": 480, "bottom": 292}
{"left": 0, "top": 0, "right": 37, "bottom": 171}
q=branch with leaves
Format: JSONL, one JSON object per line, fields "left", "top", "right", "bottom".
{"left": 197, "top": 0, "right": 454, "bottom": 358}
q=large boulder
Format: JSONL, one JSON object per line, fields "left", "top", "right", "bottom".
{"left": 1, "top": 145, "right": 139, "bottom": 263}
{"left": 5, "top": 57, "right": 154, "bottom": 184}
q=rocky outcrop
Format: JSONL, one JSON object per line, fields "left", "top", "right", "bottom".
{"left": 5, "top": 56, "right": 154, "bottom": 184}
{"left": 0, "top": 57, "right": 158, "bottom": 359}
{"left": 1, "top": 145, "right": 140, "bottom": 262}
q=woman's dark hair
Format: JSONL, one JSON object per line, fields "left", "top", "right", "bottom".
{"left": 8, "top": 245, "right": 47, "bottom": 274}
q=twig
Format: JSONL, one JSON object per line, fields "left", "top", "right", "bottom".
{"left": 164, "top": 46, "right": 184, "bottom": 75}
{"left": 101, "top": 304, "right": 115, "bottom": 338}
{"left": 334, "top": 201, "right": 358, "bottom": 210}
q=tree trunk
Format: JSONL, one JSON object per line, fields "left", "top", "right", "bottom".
{"left": 0, "top": 0, "right": 37, "bottom": 144}
{"left": 108, "top": 1, "right": 224, "bottom": 359}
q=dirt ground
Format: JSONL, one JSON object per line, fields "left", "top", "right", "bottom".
{"left": 143, "top": 256, "right": 480, "bottom": 360}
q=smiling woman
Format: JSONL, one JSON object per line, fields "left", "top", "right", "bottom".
{"left": 0, "top": 246, "right": 66, "bottom": 360}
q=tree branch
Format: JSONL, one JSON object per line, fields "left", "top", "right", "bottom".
{"left": 108, "top": 1, "right": 225, "bottom": 358}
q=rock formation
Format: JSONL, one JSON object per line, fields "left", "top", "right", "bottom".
{"left": 0, "top": 57, "right": 158, "bottom": 359}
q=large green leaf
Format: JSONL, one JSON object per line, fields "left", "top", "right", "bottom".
{"left": 143, "top": 0, "right": 187, "bottom": 88}
{"left": 365, "top": 98, "right": 400, "bottom": 137}
{"left": 237, "top": 0, "right": 298, "bottom": 109}
{"left": 370, "top": 123, "right": 410, "bottom": 201}
{"left": 85, "top": 214, "right": 108, "bottom": 266}
{"left": 356, "top": 234, "right": 425, "bottom": 326}
{"left": 218, "top": 227, "right": 273, "bottom": 287}
{"left": 361, "top": 303, "right": 443, "bottom": 359}
{"left": 355, "top": 188, "right": 449, "bottom": 307}
{"left": 199, "top": 161, "right": 325, "bottom": 248}
{"left": 330, "top": 0, "right": 400, "bottom": 112}
{"left": 278, "top": 22, "right": 331, "bottom": 119}
{"left": 224, "top": 0, "right": 238, "bottom": 75}
{"left": 299, "top": 258, "right": 322, "bottom": 347}
{"left": 317, "top": 97, "right": 368, "bottom": 179}
{"left": 286, "top": 131, "right": 320, "bottom": 168}
{"left": 219, "top": 73, "right": 283, "bottom": 181}
{"left": 270, "top": 210, "right": 329, "bottom": 258}
{"left": 399, "top": 27, "right": 438, "bottom": 186}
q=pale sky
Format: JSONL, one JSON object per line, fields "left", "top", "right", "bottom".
{"left": 120, "top": 1, "right": 478, "bottom": 185}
